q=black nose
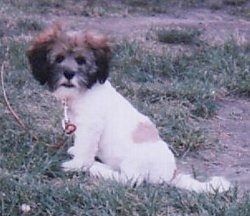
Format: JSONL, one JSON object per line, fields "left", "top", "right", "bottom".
{"left": 64, "top": 71, "right": 75, "bottom": 80}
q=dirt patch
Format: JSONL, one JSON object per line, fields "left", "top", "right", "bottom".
{"left": 45, "top": 9, "right": 250, "bottom": 43}
{"left": 209, "top": 99, "right": 250, "bottom": 190}
{"left": 179, "top": 98, "right": 250, "bottom": 191}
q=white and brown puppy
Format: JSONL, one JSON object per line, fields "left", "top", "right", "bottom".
{"left": 27, "top": 24, "right": 230, "bottom": 193}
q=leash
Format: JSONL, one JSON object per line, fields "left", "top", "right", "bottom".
{"left": 1, "top": 46, "right": 76, "bottom": 149}
{"left": 43, "top": 99, "right": 76, "bottom": 149}
{"left": 61, "top": 98, "right": 77, "bottom": 136}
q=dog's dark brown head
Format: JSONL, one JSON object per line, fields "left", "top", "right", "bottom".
{"left": 26, "top": 23, "right": 111, "bottom": 92}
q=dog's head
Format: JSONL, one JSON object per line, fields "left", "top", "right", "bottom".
{"left": 26, "top": 23, "right": 111, "bottom": 97}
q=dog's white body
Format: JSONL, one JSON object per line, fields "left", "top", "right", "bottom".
{"left": 56, "top": 81, "right": 230, "bottom": 193}
{"left": 59, "top": 81, "right": 176, "bottom": 184}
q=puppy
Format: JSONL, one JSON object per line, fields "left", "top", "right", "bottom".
{"left": 27, "top": 24, "right": 230, "bottom": 193}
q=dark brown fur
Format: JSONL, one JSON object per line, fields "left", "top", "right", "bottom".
{"left": 26, "top": 23, "right": 111, "bottom": 90}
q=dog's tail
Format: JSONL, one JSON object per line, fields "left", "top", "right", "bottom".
{"left": 170, "top": 172, "right": 231, "bottom": 193}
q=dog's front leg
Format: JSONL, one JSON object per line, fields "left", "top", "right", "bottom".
{"left": 62, "top": 123, "right": 102, "bottom": 172}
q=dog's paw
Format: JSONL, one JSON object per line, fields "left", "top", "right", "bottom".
{"left": 62, "top": 159, "right": 85, "bottom": 172}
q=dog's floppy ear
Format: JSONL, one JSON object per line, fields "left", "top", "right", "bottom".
{"left": 85, "top": 31, "right": 111, "bottom": 84}
{"left": 26, "top": 23, "right": 62, "bottom": 85}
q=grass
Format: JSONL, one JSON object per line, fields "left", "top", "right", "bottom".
{"left": 3, "top": 0, "right": 124, "bottom": 17}
{"left": 154, "top": 27, "right": 202, "bottom": 45}
{"left": 1, "top": 1, "right": 250, "bottom": 215}
{"left": 223, "top": 0, "right": 247, "bottom": 6}
{"left": 112, "top": 38, "right": 250, "bottom": 116}
{"left": 1, "top": 172, "right": 249, "bottom": 215}
{"left": 2, "top": 0, "right": 250, "bottom": 19}
{"left": 124, "top": 0, "right": 250, "bottom": 19}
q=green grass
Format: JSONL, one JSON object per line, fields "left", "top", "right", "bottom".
{"left": 2, "top": 0, "right": 250, "bottom": 18}
{"left": 124, "top": 0, "right": 205, "bottom": 14}
{"left": 6, "top": 0, "right": 66, "bottom": 11}
{"left": 0, "top": 17, "right": 43, "bottom": 38}
{"left": 1, "top": 171, "right": 249, "bottom": 215}
{"left": 223, "top": 0, "right": 247, "bottom": 6}
{"left": 16, "top": 19, "right": 43, "bottom": 33}
{"left": 155, "top": 28, "right": 202, "bottom": 45}
{"left": 112, "top": 39, "right": 250, "bottom": 115}
{"left": 3, "top": 0, "right": 124, "bottom": 17}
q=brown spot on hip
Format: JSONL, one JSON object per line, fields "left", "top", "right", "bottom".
{"left": 132, "top": 121, "right": 160, "bottom": 144}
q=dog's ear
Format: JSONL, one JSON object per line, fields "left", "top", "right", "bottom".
{"left": 85, "top": 32, "right": 111, "bottom": 84}
{"left": 26, "top": 23, "right": 62, "bottom": 85}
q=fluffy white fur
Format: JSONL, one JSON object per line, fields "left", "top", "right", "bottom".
{"left": 55, "top": 80, "right": 230, "bottom": 193}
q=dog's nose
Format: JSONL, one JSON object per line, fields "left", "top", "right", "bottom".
{"left": 64, "top": 71, "right": 75, "bottom": 80}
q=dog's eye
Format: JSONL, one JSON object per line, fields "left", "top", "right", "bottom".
{"left": 55, "top": 55, "right": 65, "bottom": 64}
{"left": 75, "top": 56, "right": 86, "bottom": 65}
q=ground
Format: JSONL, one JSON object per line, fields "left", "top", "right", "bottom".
{"left": 3, "top": 3, "right": 250, "bottom": 189}
{"left": 181, "top": 98, "right": 250, "bottom": 191}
